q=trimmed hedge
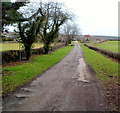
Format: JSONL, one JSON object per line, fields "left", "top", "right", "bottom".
{"left": 2, "top": 44, "right": 65, "bottom": 65}
{"left": 84, "top": 44, "right": 120, "bottom": 61}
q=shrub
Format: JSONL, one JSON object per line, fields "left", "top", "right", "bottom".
{"left": 2, "top": 44, "right": 65, "bottom": 65}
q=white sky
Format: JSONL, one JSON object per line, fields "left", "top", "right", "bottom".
{"left": 50, "top": 0, "right": 119, "bottom": 36}
{"left": 10, "top": 0, "right": 119, "bottom": 36}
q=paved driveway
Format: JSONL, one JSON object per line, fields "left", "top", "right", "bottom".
{"left": 3, "top": 41, "right": 104, "bottom": 111}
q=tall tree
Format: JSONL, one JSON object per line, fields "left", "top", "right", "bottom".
{"left": 38, "top": 2, "right": 69, "bottom": 54}
{"left": 2, "top": 0, "right": 29, "bottom": 31}
{"left": 18, "top": 9, "right": 45, "bottom": 61}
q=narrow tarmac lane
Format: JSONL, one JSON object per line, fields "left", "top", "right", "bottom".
{"left": 3, "top": 41, "right": 104, "bottom": 111}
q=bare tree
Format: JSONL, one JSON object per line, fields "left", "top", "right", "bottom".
{"left": 62, "top": 22, "right": 80, "bottom": 46}
{"left": 38, "top": 1, "right": 70, "bottom": 54}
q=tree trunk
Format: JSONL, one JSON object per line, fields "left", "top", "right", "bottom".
{"left": 43, "top": 43, "right": 49, "bottom": 54}
{"left": 65, "top": 41, "right": 69, "bottom": 46}
{"left": 25, "top": 45, "right": 31, "bottom": 61}
{"left": 65, "top": 38, "right": 71, "bottom": 46}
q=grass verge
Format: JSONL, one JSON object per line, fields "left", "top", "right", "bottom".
{"left": 81, "top": 45, "right": 119, "bottom": 110}
{"left": 2, "top": 46, "right": 74, "bottom": 95}
{"left": 81, "top": 45, "right": 118, "bottom": 80}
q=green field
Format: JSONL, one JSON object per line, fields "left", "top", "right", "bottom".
{"left": 81, "top": 45, "right": 118, "bottom": 81}
{"left": 2, "top": 45, "right": 74, "bottom": 95}
{"left": 92, "top": 41, "right": 119, "bottom": 53}
{"left": 0, "top": 43, "right": 62, "bottom": 51}
{"left": 0, "top": 43, "right": 43, "bottom": 51}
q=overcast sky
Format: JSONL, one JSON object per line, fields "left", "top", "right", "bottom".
{"left": 10, "top": 0, "right": 119, "bottom": 36}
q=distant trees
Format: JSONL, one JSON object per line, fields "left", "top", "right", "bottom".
{"left": 62, "top": 23, "right": 79, "bottom": 46}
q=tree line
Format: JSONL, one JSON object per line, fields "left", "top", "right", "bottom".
{"left": 2, "top": 0, "right": 80, "bottom": 61}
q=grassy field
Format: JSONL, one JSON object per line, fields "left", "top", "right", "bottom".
{"left": 2, "top": 45, "right": 74, "bottom": 95}
{"left": 0, "top": 43, "right": 44, "bottom": 51}
{"left": 0, "top": 42, "right": 62, "bottom": 51}
{"left": 81, "top": 45, "right": 118, "bottom": 81}
{"left": 92, "top": 41, "right": 119, "bottom": 53}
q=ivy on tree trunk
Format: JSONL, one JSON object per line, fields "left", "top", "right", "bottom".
{"left": 24, "top": 44, "right": 32, "bottom": 61}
